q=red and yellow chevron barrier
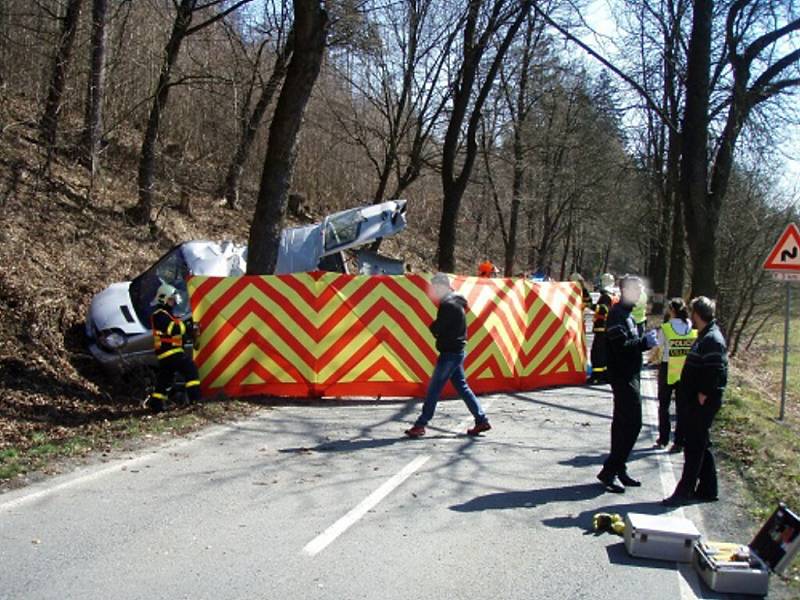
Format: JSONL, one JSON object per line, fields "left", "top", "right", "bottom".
{"left": 187, "top": 273, "right": 587, "bottom": 399}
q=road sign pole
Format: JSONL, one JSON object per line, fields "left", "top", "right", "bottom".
{"left": 763, "top": 222, "right": 799, "bottom": 420}
{"left": 780, "top": 282, "right": 791, "bottom": 421}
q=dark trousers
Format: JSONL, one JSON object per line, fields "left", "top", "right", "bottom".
{"left": 590, "top": 331, "right": 608, "bottom": 380}
{"left": 657, "top": 363, "right": 686, "bottom": 445}
{"left": 601, "top": 374, "right": 642, "bottom": 477}
{"left": 676, "top": 396, "right": 721, "bottom": 498}
{"left": 154, "top": 352, "right": 201, "bottom": 403}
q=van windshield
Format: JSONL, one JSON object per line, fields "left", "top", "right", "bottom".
{"left": 324, "top": 209, "right": 363, "bottom": 251}
{"left": 129, "top": 247, "right": 191, "bottom": 324}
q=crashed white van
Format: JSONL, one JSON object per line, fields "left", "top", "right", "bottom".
{"left": 86, "top": 200, "right": 407, "bottom": 372}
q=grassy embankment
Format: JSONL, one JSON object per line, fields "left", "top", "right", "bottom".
{"left": 0, "top": 401, "right": 258, "bottom": 483}
{"left": 715, "top": 316, "right": 800, "bottom": 584}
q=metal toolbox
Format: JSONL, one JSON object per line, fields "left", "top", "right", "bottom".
{"left": 624, "top": 513, "right": 701, "bottom": 563}
{"left": 693, "top": 504, "right": 800, "bottom": 596}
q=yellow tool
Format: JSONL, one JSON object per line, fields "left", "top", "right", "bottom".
{"left": 593, "top": 512, "right": 625, "bottom": 536}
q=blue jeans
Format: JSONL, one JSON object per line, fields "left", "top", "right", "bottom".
{"left": 415, "top": 352, "right": 487, "bottom": 427}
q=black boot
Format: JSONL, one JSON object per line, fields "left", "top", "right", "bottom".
{"left": 618, "top": 472, "right": 641, "bottom": 487}
{"left": 597, "top": 472, "right": 625, "bottom": 493}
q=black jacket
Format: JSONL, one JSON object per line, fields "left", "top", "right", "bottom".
{"left": 606, "top": 301, "right": 649, "bottom": 380}
{"left": 580, "top": 285, "right": 594, "bottom": 311}
{"left": 430, "top": 293, "right": 468, "bottom": 353}
{"left": 593, "top": 291, "right": 613, "bottom": 331}
{"left": 680, "top": 320, "right": 728, "bottom": 403}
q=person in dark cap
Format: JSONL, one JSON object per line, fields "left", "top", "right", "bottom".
{"left": 405, "top": 273, "right": 491, "bottom": 438}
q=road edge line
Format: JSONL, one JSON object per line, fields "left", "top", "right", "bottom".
{"left": 642, "top": 372, "right": 722, "bottom": 600}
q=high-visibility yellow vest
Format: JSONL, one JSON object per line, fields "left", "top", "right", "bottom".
{"left": 632, "top": 290, "right": 647, "bottom": 325}
{"left": 662, "top": 322, "right": 697, "bottom": 385}
{"left": 151, "top": 308, "right": 187, "bottom": 360}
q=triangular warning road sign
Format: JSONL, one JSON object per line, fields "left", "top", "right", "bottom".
{"left": 764, "top": 223, "right": 800, "bottom": 272}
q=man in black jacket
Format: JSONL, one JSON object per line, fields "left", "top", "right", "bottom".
{"left": 405, "top": 274, "right": 491, "bottom": 438}
{"left": 596, "top": 276, "right": 658, "bottom": 493}
{"left": 663, "top": 296, "right": 728, "bottom": 507}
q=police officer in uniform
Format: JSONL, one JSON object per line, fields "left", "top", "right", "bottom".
{"left": 663, "top": 296, "right": 728, "bottom": 507}
{"left": 144, "top": 283, "right": 201, "bottom": 412}
{"left": 596, "top": 275, "right": 658, "bottom": 493}
{"left": 656, "top": 298, "right": 696, "bottom": 451}
{"left": 588, "top": 273, "right": 615, "bottom": 384}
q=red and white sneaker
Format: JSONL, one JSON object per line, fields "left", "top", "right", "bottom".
{"left": 467, "top": 421, "right": 492, "bottom": 436}
{"left": 405, "top": 425, "right": 426, "bottom": 438}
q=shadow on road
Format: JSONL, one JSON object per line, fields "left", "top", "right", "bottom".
{"left": 558, "top": 446, "right": 667, "bottom": 469}
{"left": 541, "top": 499, "right": 669, "bottom": 532}
{"left": 605, "top": 541, "right": 677, "bottom": 571}
{"left": 508, "top": 392, "right": 613, "bottom": 421}
{"left": 449, "top": 482, "right": 605, "bottom": 512}
{"left": 278, "top": 430, "right": 485, "bottom": 454}
{"left": 278, "top": 437, "right": 410, "bottom": 453}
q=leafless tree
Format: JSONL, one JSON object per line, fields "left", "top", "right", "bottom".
{"left": 437, "top": 0, "right": 533, "bottom": 272}
{"left": 132, "top": 0, "right": 255, "bottom": 224}
{"left": 82, "top": 0, "right": 107, "bottom": 176}
{"left": 247, "top": 0, "right": 328, "bottom": 274}
{"left": 495, "top": 10, "right": 549, "bottom": 275}
{"left": 221, "top": 1, "right": 294, "bottom": 209}
{"left": 40, "top": 0, "right": 84, "bottom": 166}
{"left": 324, "top": 0, "right": 458, "bottom": 208}
{"left": 537, "top": 0, "right": 800, "bottom": 299}
{"left": 687, "top": 0, "right": 800, "bottom": 296}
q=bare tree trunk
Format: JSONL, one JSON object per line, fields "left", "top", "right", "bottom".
{"left": 222, "top": 44, "right": 291, "bottom": 210}
{"left": 651, "top": 144, "right": 670, "bottom": 313}
{"left": 438, "top": 177, "right": 470, "bottom": 271}
{"left": 505, "top": 147, "right": 524, "bottom": 276}
{"left": 559, "top": 216, "right": 572, "bottom": 281}
{"left": 246, "top": 0, "right": 328, "bottom": 275}
{"left": 82, "top": 0, "right": 108, "bottom": 176}
{"left": 666, "top": 178, "right": 685, "bottom": 297}
{"left": 40, "top": 0, "right": 84, "bottom": 162}
{"left": 0, "top": 2, "right": 7, "bottom": 85}
{"left": 536, "top": 202, "right": 553, "bottom": 270}
{"left": 133, "top": 0, "right": 195, "bottom": 223}
{"left": 502, "top": 14, "right": 537, "bottom": 277}
{"left": 665, "top": 55, "right": 685, "bottom": 299}
{"left": 436, "top": 0, "right": 531, "bottom": 272}
{"left": 680, "top": 0, "right": 714, "bottom": 297}
{"left": 602, "top": 240, "right": 612, "bottom": 273}
{"left": 527, "top": 205, "right": 537, "bottom": 271}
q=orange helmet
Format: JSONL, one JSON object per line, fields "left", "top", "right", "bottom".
{"left": 478, "top": 260, "right": 496, "bottom": 277}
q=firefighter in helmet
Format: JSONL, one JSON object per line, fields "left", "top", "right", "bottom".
{"left": 570, "top": 272, "right": 594, "bottom": 311}
{"left": 589, "top": 272, "right": 615, "bottom": 384}
{"left": 144, "top": 283, "right": 200, "bottom": 412}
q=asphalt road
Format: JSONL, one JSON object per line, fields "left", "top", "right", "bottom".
{"left": 0, "top": 374, "right": 737, "bottom": 600}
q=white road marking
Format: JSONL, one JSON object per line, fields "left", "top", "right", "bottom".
{"left": 302, "top": 454, "right": 431, "bottom": 556}
{"left": 302, "top": 397, "right": 495, "bottom": 557}
{"left": 641, "top": 373, "right": 723, "bottom": 600}
{"left": 0, "top": 421, "right": 234, "bottom": 514}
